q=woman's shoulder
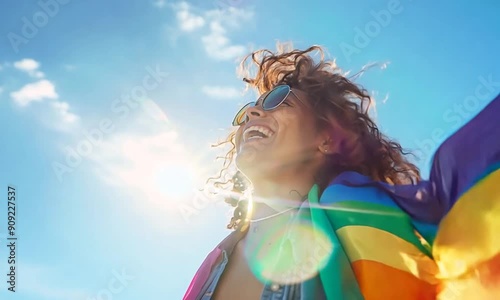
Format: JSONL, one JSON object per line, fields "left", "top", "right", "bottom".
{"left": 182, "top": 229, "right": 245, "bottom": 300}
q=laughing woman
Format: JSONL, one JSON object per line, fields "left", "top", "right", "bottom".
{"left": 183, "top": 45, "right": 500, "bottom": 300}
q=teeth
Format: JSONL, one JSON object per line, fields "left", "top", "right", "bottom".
{"left": 243, "top": 126, "right": 274, "bottom": 142}
{"left": 247, "top": 135, "right": 263, "bottom": 140}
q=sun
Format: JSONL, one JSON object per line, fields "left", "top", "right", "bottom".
{"left": 153, "top": 162, "right": 199, "bottom": 200}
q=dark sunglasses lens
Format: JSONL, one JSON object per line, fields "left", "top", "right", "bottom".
{"left": 262, "top": 85, "right": 290, "bottom": 110}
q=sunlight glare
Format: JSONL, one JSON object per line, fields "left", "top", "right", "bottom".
{"left": 153, "top": 163, "right": 198, "bottom": 201}
{"left": 246, "top": 221, "right": 333, "bottom": 285}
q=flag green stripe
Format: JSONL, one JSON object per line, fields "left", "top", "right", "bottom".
{"left": 322, "top": 200, "right": 432, "bottom": 257}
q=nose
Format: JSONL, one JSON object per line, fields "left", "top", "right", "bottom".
{"left": 245, "top": 104, "right": 266, "bottom": 121}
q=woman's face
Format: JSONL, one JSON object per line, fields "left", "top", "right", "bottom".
{"left": 234, "top": 88, "right": 326, "bottom": 180}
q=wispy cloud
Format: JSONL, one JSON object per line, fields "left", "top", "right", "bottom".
{"left": 14, "top": 58, "right": 45, "bottom": 78}
{"left": 169, "top": 1, "right": 254, "bottom": 61}
{"left": 202, "top": 21, "right": 247, "bottom": 60}
{"left": 51, "top": 101, "right": 79, "bottom": 123}
{"left": 382, "top": 93, "right": 389, "bottom": 104}
{"left": 10, "top": 72, "right": 79, "bottom": 127}
{"left": 10, "top": 79, "right": 58, "bottom": 106}
{"left": 0, "top": 86, "right": 4, "bottom": 96}
{"left": 174, "top": 2, "right": 205, "bottom": 31}
{"left": 87, "top": 122, "right": 209, "bottom": 230}
{"left": 204, "top": 6, "right": 254, "bottom": 29}
{"left": 153, "top": 0, "right": 167, "bottom": 8}
{"left": 202, "top": 85, "right": 242, "bottom": 99}
{"left": 88, "top": 112, "right": 204, "bottom": 207}
{"left": 63, "top": 64, "right": 76, "bottom": 71}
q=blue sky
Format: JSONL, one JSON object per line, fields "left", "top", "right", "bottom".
{"left": 0, "top": 0, "right": 499, "bottom": 299}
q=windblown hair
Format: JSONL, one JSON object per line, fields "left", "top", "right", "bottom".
{"left": 210, "top": 44, "right": 421, "bottom": 231}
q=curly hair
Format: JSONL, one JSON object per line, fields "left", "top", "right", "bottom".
{"left": 209, "top": 43, "right": 421, "bottom": 231}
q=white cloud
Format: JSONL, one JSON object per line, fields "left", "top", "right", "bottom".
{"left": 14, "top": 58, "right": 39, "bottom": 71}
{"left": 205, "top": 6, "right": 254, "bottom": 29}
{"left": 51, "top": 101, "right": 79, "bottom": 123}
{"left": 202, "top": 21, "right": 246, "bottom": 60}
{"left": 86, "top": 121, "right": 212, "bottom": 229}
{"left": 10, "top": 79, "right": 58, "bottom": 106}
{"left": 170, "top": 2, "right": 253, "bottom": 60}
{"left": 202, "top": 85, "right": 242, "bottom": 99}
{"left": 174, "top": 2, "right": 205, "bottom": 32}
{"left": 13, "top": 58, "right": 45, "bottom": 78}
{"left": 8, "top": 61, "right": 80, "bottom": 130}
{"left": 0, "top": 86, "right": 4, "bottom": 95}
{"left": 35, "top": 103, "right": 80, "bottom": 133}
{"left": 87, "top": 112, "right": 207, "bottom": 214}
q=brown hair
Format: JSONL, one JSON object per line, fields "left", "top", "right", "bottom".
{"left": 210, "top": 44, "right": 421, "bottom": 230}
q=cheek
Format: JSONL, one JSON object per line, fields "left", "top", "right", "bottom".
{"left": 279, "top": 116, "right": 317, "bottom": 143}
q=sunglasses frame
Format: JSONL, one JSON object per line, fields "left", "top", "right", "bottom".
{"left": 232, "top": 85, "right": 300, "bottom": 126}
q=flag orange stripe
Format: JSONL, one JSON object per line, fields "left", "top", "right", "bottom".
{"left": 351, "top": 260, "right": 438, "bottom": 300}
{"left": 336, "top": 226, "right": 439, "bottom": 284}
{"left": 437, "top": 253, "right": 500, "bottom": 300}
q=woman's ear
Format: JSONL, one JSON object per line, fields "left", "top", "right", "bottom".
{"left": 317, "top": 115, "right": 346, "bottom": 155}
{"left": 318, "top": 117, "right": 364, "bottom": 165}
{"left": 317, "top": 126, "right": 341, "bottom": 155}
{"left": 319, "top": 136, "right": 334, "bottom": 154}
{"left": 314, "top": 112, "right": 372, "bottom": 178}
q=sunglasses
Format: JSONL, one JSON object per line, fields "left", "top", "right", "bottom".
{"left": 232, "top": 85, "right": 301, "bottom": 126}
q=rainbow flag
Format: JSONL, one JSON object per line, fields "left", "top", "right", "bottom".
{"left": 307, "top": 94, "right": 500, "bottom": 299}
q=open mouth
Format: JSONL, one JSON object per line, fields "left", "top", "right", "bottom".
{"left": 243, "top": 125, "right": 275, "bottom": 142}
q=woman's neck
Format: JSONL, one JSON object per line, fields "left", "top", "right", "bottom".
{"left": 237, "top": 161, "right": 325, "bottom": 239}
{"left": 247, "top": 174, "right": 313, "bottom": 220}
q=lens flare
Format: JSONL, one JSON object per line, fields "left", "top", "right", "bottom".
{"left": 244, "top": 220, "right": 333, "bottom": 285}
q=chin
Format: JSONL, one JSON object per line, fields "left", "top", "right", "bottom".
{"left": 236, "top": 154, "right": 276, "bottom": 183}
{"left": 235, "top": 154, "right": 257, "bottom": 176}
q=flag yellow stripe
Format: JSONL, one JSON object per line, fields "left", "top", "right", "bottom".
{"left": 336, "top": 225, "right": 439, "bottom": 284}
{"left": 433, "top": 168, "right": 500, "bottom": 279}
